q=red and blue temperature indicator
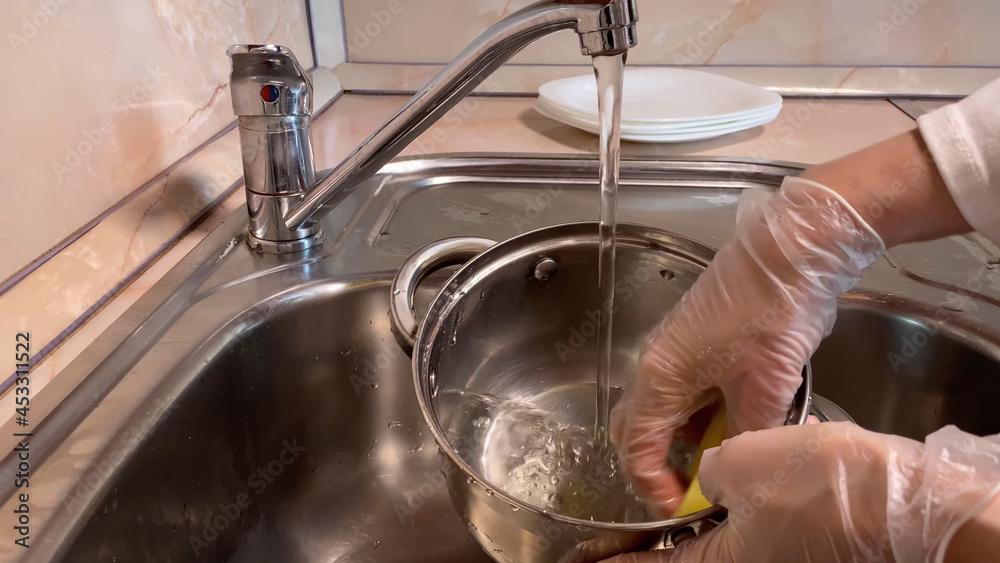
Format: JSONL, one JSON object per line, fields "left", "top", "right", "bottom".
{"left": 260, "top": 84, "right": 280, "bottom": 103}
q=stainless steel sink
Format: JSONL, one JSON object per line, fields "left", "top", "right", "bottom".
{"left": 814, "top": 298, "right": 1000, "bottom": 440}
{"left": 4, "top": 155, "right": 1000, "bottom": 562}
{"left": 64, "top": 279, "right": 489, "bottom": 562}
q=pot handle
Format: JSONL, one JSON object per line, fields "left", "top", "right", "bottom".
{"left": 389, "top": 237, "right": 497, "bottom": 354}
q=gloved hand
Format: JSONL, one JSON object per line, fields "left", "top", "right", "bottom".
{"left": 603, "top": 423, "right": 1000, "bottom": 563}
{"left": 610, "top": 176, "right": 885, "bottom": 516}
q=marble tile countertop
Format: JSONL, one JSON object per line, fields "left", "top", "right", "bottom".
{"left": 0, "top": 93, "right": 924, "bottom": 421}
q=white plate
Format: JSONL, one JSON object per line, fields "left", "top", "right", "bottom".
{"left": 538, "top": 68, "right": 783, "bottom": 124}
{"left": 535, "top": 97, "right": 780, "bottom": 135}
{"left": 534, "top": 102, "right": 778, "bottom": 143}
{"left": 620, "top": 112, "right": 778, "bottom": 143}
{"left": 536, "top": 95, "right": 780, "bottom": 131}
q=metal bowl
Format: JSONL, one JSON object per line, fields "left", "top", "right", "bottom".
{"left": 390, "top": 222, "right": 811, "bottom": 563}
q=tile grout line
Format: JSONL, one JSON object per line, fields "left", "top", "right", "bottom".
{"left": 0, "top": 86, "right": 344, "bottom": 398}
{"left": 338, "top": 0, "right": 349, "bottom": 64}
{"left": 888, "top": 98, "right": 927, "bottom": 121}
{"left": 0, "top": 69, "right": 341, "bottom": 299}
{"left": 0, "top": 179, "right": 243, "bottom": 397}
{"left": 0, "top": 120, "right": 238, "bottom": 298}
{"left": 303, "top": 0, "right": 319, "bottom": 70}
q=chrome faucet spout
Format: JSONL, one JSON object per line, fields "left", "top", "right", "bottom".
{"left": 229, "top": 0, "right": 638, "bottom": 253}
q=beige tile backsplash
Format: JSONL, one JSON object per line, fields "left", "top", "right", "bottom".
{"left": 5, "top": 0, "right": 996, "bottom": 287}
{"left": 0, "top": 0, "right": 313, "bottom": 285}
{"left": 341, "top": 0, "right": 1000, "bottom": 66}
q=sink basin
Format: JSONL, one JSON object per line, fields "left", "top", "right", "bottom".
{"left": 813, "top": 298, "right": 1000, "bottom": 439}
{"left": 4, "top": 155, "right": 1000, "bottom": 562}
{"left": 65, "top": 279, "right": 490, "bottom": 562}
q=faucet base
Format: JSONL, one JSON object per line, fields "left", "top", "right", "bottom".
{"left": 246, "top": 229, "right": 325, "bottom": 254}
{"left": 227, "top": 0, "right": 639, "bottom": 254}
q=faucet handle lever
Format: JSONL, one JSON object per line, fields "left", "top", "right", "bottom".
{"left": 227, "top": 44, "right": 312, "bottom": 117}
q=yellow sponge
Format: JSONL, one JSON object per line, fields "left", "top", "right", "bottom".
{"left": 674, "top": 406, "right": 726, "bottom": 517}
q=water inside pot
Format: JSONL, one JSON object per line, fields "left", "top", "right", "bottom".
{"left": 444, "top": 386, "right": 659, "bottom": 523}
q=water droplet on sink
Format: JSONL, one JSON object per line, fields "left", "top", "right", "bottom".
{"left": 373, "top": 540, "right": 381, "bottom": 549}
{"left": 943, "top": 302, "right": 966, "bottom": 312}
{"left": 371, "top": 382, "right": 379, "bottom": 389}
{"left": 388, "top": 419, "right": 403, "bottom": 428}
{"left": 393, "top": 289, "right": 400, "bottom": 295}
{"left": 429, "top": 371, "right": 439, "bottom": 398}
{"left": 511, "top": 506, "right": 519, "bottom": 512}
{"left": 660, "top": 269, "right": 676, "bottom": 281}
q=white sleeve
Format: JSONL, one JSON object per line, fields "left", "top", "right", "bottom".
{"left": 918, "top": 79, "right": 1000, "bottom": 246}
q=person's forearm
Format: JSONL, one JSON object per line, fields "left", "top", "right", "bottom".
{"left": 945, "top": 493, "right": 1000, "bottom": 563}
{"left": 800, "top": 128, "right": 971, "bottom": 249}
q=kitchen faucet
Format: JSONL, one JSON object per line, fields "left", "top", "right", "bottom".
{"left": 228, "top": 0, "right": 638, "bottom": 253}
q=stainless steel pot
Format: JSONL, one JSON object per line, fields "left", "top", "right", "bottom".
{"left": 389, "top": 222, "right": 811, "bottom": 563}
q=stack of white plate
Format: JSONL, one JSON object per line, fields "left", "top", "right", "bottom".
{"left": 536, "top": 68, "right": 783, "bottom": 143}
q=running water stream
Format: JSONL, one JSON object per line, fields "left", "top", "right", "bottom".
{"left": 593, "top": 53, "right": 626, "bottom": 449}
{"left": 444, "top": 54, "right": 647, "bottom": 523}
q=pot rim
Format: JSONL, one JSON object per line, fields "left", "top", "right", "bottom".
{"left": 410, "top": 220, "right": 812, "bottom": 531}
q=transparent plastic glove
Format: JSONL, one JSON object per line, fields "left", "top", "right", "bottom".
{"left": 610, "top": 176, "right": 885, "bottom": 516}
{"left": 602, "top": 423, "right": 1000, "bottom": 563}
